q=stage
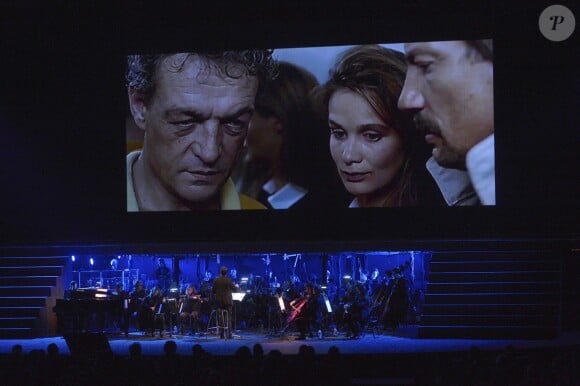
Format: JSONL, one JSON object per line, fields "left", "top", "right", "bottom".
{"left": 2, "top": 326, "right": 579, "bottom": 357}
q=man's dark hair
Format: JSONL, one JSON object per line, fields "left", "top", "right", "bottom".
{"left": 466, "top": 39, "right": 493, "bottom": 61}
{"left": 126, "top": 50, "right": 276, "bottom": 105}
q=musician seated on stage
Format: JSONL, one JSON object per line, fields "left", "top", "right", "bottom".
{"left": 63, "top": 280, "right": 78, "bottom": 300}
{"left": 343, "top": 283, "right": 369, "bottom": 339}
{"left": 111, "top": 283, "right": 131, "bottom": 336}
{"left": 57, "top": 281, "right": 90, "bottom": 334}
{"left": 288, "top": 283, "right": 319, "bottom": 340}
{"left": 382, "top": 267, "right": 410, "bottom": 332}
{"left": 141, "top": 286, "right": 167, "bottom": 337}
{"left": 129, "top": 280, "right": 147, "bottom": 333}
{"left": 180, "top": 284, "right": 203, "bottom": 335}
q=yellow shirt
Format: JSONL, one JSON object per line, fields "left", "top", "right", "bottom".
{"left": 126, "top": 151, "right": 265, "bottom": 211}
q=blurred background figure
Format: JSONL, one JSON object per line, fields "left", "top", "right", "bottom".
{"left": 155, "top": 258, "right": 171, "bottom": 290}
{"left": 234, "top": 61, "right": 347, "bottom": 209}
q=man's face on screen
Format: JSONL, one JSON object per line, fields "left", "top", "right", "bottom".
{"left": 131, "top": 54, "right": 258, "bottom": 209}
{"left": 398, "top": 41, "right": 493, "bottom": 169}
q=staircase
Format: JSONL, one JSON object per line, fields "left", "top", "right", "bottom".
{"left": 0, "top": 256, "right": 69, "bottom": 338}
{"left": 419, "top": 250, "right": 562, "bottom": 339}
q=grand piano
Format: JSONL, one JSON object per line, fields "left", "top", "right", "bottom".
{"left": 53, "top": 288, "right": 123, "bottom": 334}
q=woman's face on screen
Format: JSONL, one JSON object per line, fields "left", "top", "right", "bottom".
{"left": 328, "top": 89, "right": 405, "bottom": 206}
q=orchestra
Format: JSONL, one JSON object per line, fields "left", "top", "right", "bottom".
{"left": 55, "top": 254, "right": 415, "bottom": 340}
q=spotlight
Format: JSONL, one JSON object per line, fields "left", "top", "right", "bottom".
{"left": 90, "top": 258, "right": 94, "bottom": 266}
{"left": 71, "top": 255, "right": 75, "bottom": 262}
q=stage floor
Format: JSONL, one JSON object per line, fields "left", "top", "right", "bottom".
{"left": 2, "top": 327, "right": 579, "bottom": 357}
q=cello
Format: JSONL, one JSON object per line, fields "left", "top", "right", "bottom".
{"left": 287, "top": 297, "right": 308, "bottom": 324}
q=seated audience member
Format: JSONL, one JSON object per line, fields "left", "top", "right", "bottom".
{"left": 398, "top": 40, "right": 494, "bottom": 205}
{"left": 316, "top": 45, "right": 443, "bottom": 207}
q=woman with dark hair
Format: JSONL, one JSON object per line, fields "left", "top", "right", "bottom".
{"left": 317, "top": 45, "right": 442, "bottom": 207}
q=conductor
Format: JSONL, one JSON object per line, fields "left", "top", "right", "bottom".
{"left": 212, "top": 266, "right": 236, "bottom": 339}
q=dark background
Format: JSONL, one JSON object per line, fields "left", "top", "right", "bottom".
{"left": 1, "top": 1, "right": 578, "bottom": 250}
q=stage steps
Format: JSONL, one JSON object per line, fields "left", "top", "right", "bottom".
{"left": 418, "top": 250, "right": 562, "bottom": 339}
{"left": 0, "top": 256, "right": 69, "bottom": 338}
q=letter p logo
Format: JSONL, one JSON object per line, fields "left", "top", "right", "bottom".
{"left": 539, "top": 5, "right": 576, "bottom": 41}
{"left": 550, "top": 15, "right": 565, "bottom": 30}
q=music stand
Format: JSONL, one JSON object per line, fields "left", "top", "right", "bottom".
{"left": 232, "top": 292, "right": 246, "bottom": 302}
{"left": 232, "top": 292, "right": 246, "bottom": 337}
{"left": 266, "top": 294, "right": 290, "bottom": 339}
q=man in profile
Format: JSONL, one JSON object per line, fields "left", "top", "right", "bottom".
{"left": 126, "top": 50, "right": 276, "bottom": 211}
{"left": 398, "top": 40, "right": 495, "bottom": 205}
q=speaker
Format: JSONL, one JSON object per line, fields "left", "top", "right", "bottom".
{"left": 64, "top": 332, "right": 112, "bottom": 357}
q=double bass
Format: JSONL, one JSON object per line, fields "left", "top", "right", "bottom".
{"left": 381, "top": 266, "right": 410, "bottom": 329}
